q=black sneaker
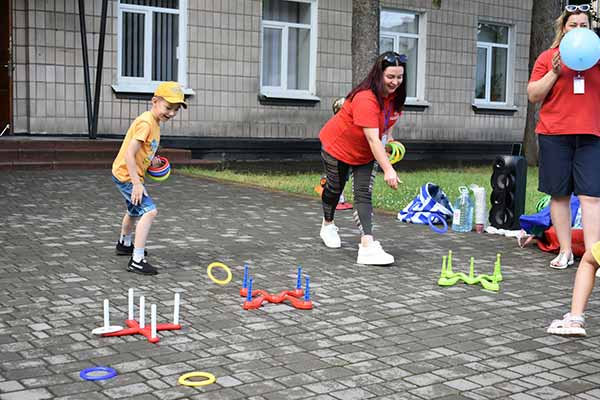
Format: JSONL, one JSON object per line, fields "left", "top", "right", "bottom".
{"left": 116, "top": 241, "right": 147, "bottom": 256}
{"left": 127, "top": 258, "right": 159, "bottom": 275}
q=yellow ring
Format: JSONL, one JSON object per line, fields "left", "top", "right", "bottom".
{"left": 146, "top": 169, "right": 171, "bottom": 182}
{"left": 178, "top": 371, "right": 216, "bottom": 387}
{"left": 387, "top": 143, "right": 400, "bottom": 164}
{"left": 396, "top": 142, "right": 406, "bottom": 160}
{"left": 391, "top": 147, "right": 400, "bottom": 164}
{"left": 207, "top": 262, "right": 232, "bottom": 285}
{"left": 387, "top": 141, "right": 405, "bottom": 164}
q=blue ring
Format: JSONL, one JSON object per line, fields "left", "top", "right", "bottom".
{"left": 80, "top": 366, "right": 117, "bottom": 381}
{"left": 428, "top": 214, "right": 448, "bottom": 234}
{"left": 148, "top": 166, "right": 170, "bottom": 177}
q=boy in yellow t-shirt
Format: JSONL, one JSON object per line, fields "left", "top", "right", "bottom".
{"left": 548, "top": 242, "right": 600, "bottom": 337}
{"left": 111, "top": 82, "right": 187, "bottom": 275}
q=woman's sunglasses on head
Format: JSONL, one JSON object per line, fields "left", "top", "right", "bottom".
{"left": 565, "top": 4, "right": 591, "bottom": 12}
{"left": 382, "top": 52, "right": 408, "bottom": 69}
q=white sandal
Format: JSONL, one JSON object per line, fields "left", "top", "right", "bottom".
{"left": 550, "top": 252, "right": 574, "bottom": 269}
{"left": 547, "top": 313, "right": 586, "bottom": 336}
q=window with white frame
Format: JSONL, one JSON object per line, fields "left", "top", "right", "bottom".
{"left": 379, "top": 9, "right": 426, "bottom": 101}
{"left": 260, "top": 0, "right": 318, "bottom": 100}
{"left": 115, "top": 0, "right": 188, "bottom": 93}
{"left": 475, "top": 23, "right": 511, "bottom": 104}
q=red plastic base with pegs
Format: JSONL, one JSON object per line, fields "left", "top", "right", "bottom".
{"left": 240, "top": 288, "right": 313, "bottom": 310}
{"left": 101, "top": 319, "right": 181, "bottom": 343}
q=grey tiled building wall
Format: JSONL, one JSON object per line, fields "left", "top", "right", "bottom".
{"left": 11, "top": 0, "right": 532, "bottom": 143}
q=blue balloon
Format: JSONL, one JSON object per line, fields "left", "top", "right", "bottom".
{"left": 559, "top": 28, "right": 600, "bottom": 71}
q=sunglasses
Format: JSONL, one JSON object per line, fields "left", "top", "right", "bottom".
{"left": 382, "top": 52, "right": 408, "bottom": 69}
{"left": 565, "top": 4, "right": 591, "bottom": 12}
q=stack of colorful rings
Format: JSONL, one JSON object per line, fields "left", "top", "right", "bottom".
{"left": 147, "top": 156, "right": 171, "bottom": 182}
{"left": 386, "top": 141, "right": 406, "bottom": 165}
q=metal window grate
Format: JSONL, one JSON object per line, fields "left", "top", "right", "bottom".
{"left": 122, "top": 12, "right": 145, "bottom": 77}
{"left": 121, "top": 0, "right": 179, "bottom": 9}
{"left": 152, "top": 12, "right": 179, "bottom": 81}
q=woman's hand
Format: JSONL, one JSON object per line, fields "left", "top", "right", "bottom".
{"left": 383, "top": 168, "right": 398, "bottom": 190}
{"left": 527, "top": 52, "right": 562, "bottom": 103}
{"left": 552, "top": 52, "right": 561, "bottom": 76}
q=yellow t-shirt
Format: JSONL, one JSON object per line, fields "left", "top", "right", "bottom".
{"left": 112, "top": 111, "right": 160, "bottom": 183}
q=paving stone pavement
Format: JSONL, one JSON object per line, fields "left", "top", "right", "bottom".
{"left": 1, "top": 169, "right": 600, "bottom": 400}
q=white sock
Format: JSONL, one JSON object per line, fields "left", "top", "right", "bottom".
{"left": 120, "top": 233, "right": 132, "bottom": 246}
{"left": 133, "top": 248, "right": 145, "bottom": 262}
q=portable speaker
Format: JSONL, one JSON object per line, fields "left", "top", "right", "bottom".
{"left": 489, "top": 155, "right": 527, "bottom": 230}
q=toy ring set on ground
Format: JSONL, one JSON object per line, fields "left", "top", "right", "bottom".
{"left": 146, "top": 156, "right": 171, "bottom": 182}
{"left": 386, "top": 141, "right": 405, "bottom": 165}
{"left": 207, "top": 262, "right": 232, "bottom": 285}
{"left": 80, "top": 366, "right": 117, "bottom": 381}
{"left": 428, "top": 213, "right": 448, "bottom": 234}
{"left": 179, "top": 371, "right": 217, "bottom": 387}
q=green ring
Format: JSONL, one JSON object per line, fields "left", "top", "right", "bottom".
{"left": 146, "top": 169, "right": 171, "bottom": 182}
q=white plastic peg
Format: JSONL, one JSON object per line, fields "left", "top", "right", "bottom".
{"left": 139, "top": 296, "right": 145, "bottom": 328}
{"left": 103, "top": 299, "right": 109, "bottom": 327}
{"left": 173, "top": 293, "right": 180, "bottom": 325}
{"left": 151, "top": 304, "right": 157, "bottom": 339}
{"left": 128, "top": 288, "right": 134, "bottom": 320}
{"left": 91, "top": 299, "right": 123, "bottom": 335}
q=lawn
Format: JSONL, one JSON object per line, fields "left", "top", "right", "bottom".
{"left": 179, "top": 164, "right": 543, "bottom": 216}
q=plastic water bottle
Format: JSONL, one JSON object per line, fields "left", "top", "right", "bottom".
{"left": 451, "top": 186, "right": 474, "bottom": 233}
{"left": 469, "top": 184, "right": 487, "bottom": 233}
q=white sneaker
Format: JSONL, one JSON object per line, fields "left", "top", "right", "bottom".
{"left": 320, "top": 222, "right": 341, "bottom": 248}
{"left": 356, "top": 241, "right": 394, "bottom": 265}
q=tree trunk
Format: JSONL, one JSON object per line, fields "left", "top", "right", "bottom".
{"left": 523, "top": 0, "right": 562, "bottom": 165}
{"left": 351, "top": 0, "right": 380, "bottom": 86}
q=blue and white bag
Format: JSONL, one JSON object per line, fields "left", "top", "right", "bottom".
{"left": 397, "top": 183, "right": 454, "bottom": 225}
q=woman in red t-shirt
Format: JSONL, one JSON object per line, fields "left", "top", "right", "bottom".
{"left": 319, "top": 51, "right": 406, "bottom": 265}
{"left": 529, "top": 5, "right": 600, "bottom": 336}
{"left": 528, "top": 5, "right": 600, "bottom": 271}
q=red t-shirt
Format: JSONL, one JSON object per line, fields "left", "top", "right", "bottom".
{"left": 529, "top": 48, "right": 600, "bottom": 136}
{"left": 319, "top": 90, "right": 400, "bottom": 165}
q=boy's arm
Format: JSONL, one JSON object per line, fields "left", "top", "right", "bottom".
{"left": 125, "top": 138, "right": 144, "bottom": 205}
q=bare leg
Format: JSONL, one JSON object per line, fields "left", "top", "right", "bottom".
{"left": 134, "top": 209, "right": 158, "bottom": 249}
{"left": 121, "top": 213, "right": 136, "bottom": 236}
{"left": 579, "top": 195, "right": 600, "bottom": 251}
{"left": 361, "top": 235, "right": 373, "bottom": 246}
{"left": 571, "top": 251, "right": 599, "bottom": 316}
{"left": 550, "top": 195, "right": 572, "bottom": 255}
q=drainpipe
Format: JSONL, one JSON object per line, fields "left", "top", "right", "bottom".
{"left": 91, "top": 0, "right": 108, "bottom": 140}
{"left": 77, "top": 0, "right": 93, "bottom": 138}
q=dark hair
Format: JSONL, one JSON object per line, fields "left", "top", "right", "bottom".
{"left": 346, "top": 51, "right": 407, "bottom": 113}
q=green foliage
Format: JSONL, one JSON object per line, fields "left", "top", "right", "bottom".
{"left": 180, "top": 165, "right": 543, "bottom": 216}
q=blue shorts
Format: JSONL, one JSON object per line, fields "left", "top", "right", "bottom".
{"left": 538, "top": 134, "right": 600, "bottom": 197}
{"left": 112, "top": 176, "right": 157, "bottom": 217}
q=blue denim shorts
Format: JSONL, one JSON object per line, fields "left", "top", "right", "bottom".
{"left": 112, "top": 176, "right": 157, "bottom": 217}
{"left": 538, "top": 134, "right": 600, "bottom": 197}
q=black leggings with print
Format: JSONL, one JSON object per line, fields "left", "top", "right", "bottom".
{"left": 321, "top": 149, "right": 376, "bottom": 236}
